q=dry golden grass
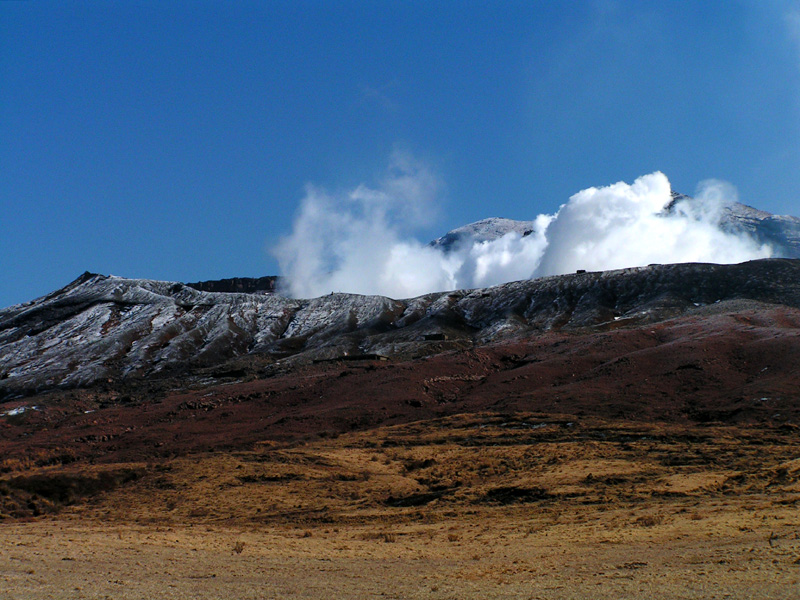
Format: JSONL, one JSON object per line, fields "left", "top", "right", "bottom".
{"left": 1, "top": 412, "right": 799, "bottom": 598}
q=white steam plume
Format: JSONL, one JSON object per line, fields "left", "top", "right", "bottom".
{"left": 532, "top": 172, "right": 770, "bottom": 276}
{"left": 273, "top": 152, "right": 459, "bottom": 299}
{"left": 274, "top": 162, "right": 773, "bottom": 299}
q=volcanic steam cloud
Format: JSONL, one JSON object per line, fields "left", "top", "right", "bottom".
{"left": 275, "top": 156, "right": 772, "bottom": 299}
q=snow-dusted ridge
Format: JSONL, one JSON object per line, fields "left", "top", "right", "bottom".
{"left": 2, "top": 259, "right": 800, "bottom": 399}
{"left": 429, "top": 217, "right": 539, "bottom": 252}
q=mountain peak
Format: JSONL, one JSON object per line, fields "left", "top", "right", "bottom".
{"left": 429, "top": 217, "right": 538, "bottom": 252}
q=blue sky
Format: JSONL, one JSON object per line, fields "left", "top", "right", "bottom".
{"left": 2, "top": 0, "right": 799, "bottom": 308}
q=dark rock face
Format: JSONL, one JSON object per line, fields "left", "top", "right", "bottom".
{"left": 185, "top": 276, "right": 278, "bottom": 294}
{"left": 1, "top": 259, "right": 799, "bottom": 400}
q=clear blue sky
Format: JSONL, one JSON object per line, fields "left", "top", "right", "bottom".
{"left": 2, "top": 0, "right": 799, "bottom": 308}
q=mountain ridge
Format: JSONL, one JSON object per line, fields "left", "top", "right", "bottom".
{"left": 2, "top": 258, "right": 800, "bottom": 400}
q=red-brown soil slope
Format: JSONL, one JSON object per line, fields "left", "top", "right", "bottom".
{"left": 2, "top": 301, "right": 797, "bottom": 468}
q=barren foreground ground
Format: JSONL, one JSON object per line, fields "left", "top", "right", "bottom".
{"left": 2, "top": 414, "right": 799, "bottom": 599}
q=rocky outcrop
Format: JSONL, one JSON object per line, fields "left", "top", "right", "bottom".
{"left": 186, "top": 276, "right": 278, "bottom": 294}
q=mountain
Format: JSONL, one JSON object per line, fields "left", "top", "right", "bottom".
{"left": 2, "top": 259, "right": 800, "bottom": 402}
{"left": 0, "top": 255, "right": 798, "bottom": 480}
{"left": 2, "top": 190, "right": 800, "bottom": 407}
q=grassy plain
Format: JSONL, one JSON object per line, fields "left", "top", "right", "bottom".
{"left": 2, "top": 413, "right": 798, "bottom": 599}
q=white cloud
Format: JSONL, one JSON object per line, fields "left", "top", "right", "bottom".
{"left": 533, "top": 173, "right": 770, "bottom": 277}
{"left": 273, "top": 152, "right": 455, "bottom": 299}
{"left": 275, "top": 161, "right": 773, "bottom": 300}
